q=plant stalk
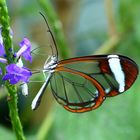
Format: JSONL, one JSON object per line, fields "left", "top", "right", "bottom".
{"left": 0, "top": 1, "right": 26, "bottom": 140}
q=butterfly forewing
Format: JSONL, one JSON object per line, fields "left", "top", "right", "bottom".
{"left": 55, "top": 55, "right": 138, "bottom": 97}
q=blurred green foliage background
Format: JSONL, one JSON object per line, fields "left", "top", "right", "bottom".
{"left": 0, "top": 0, "right": 140, "bottom": 140}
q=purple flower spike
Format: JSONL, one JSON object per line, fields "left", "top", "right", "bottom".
{"left": 16, "top": 38, "right": 32, "bottom": 63}
{"left": 3, "top": 64, "right": 32, "bottom": 84}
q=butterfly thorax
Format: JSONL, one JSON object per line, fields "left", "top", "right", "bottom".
{"left": 43, "top": 55, "right": 58, "bottom": 72}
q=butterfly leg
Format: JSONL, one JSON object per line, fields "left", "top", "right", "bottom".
{"left": 31, "top": 72, "right": 52, "bottom": 110}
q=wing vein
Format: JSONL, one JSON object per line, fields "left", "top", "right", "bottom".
{"left": 73, "top": 84, "right": 84, "bottom": 106}
{"left": 58, "top": 72, "right": 69, "bottom": 104}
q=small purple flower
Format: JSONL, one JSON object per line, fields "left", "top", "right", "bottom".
{"left": 3, "top": 64, "right": 32, "bottom": 84}
{"left": 0, "top": 68, "right": 2, "bottom": 75}
{"left": 15, "top": 38, "right": 32, "bottom": 63}
{"left": 0, "top": 27, "right": 5, "bottom": 56}
{"left": 0, "top": 26, "right": 13, "bottom": 57}
{"left": 0, "top": 57, "right": 7, "bottom": 63}
{"left": 0, "top": 44, "right": 5, "bottom": 56}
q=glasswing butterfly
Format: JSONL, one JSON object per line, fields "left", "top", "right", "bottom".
{"left": 31, "top": 13, "right": 139, "bottom": 113}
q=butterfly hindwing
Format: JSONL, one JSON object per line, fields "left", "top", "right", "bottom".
{"left": 50, "top": 67, "right": 106, "bottom": 113}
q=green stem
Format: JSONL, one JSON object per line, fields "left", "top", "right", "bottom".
{"left": 38, "top": 0, "right": 70, "bottom": 59}
{"left": 0, "top": 1, "right": 25, "bottom": 140}
{"left": 94, "top": 35, "right": 120, "bottom": 54}
{"left": 95, "top": 0, "right": 120, "bottom": 54}
{"left": 104, "top": 0, "right": 117, "bottom": 37}
{"left": 6, "top": 84, "right": 25, "bottom": 140}
{"left": 37, "top": 109, "right": 54, "bottom": 140}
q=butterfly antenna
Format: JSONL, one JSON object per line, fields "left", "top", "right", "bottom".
{"left": 39, "top": 12, "right": 58, "bottom": 58}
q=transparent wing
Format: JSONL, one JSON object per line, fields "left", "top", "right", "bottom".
{"left": 23, "top": 35, "right": 55, "bottom": 95}
{"left": 50, "top": 67, "right": 106, "bottom": 113}
{"left": 19, "top": 70, "right": 46, "bottom": 96}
